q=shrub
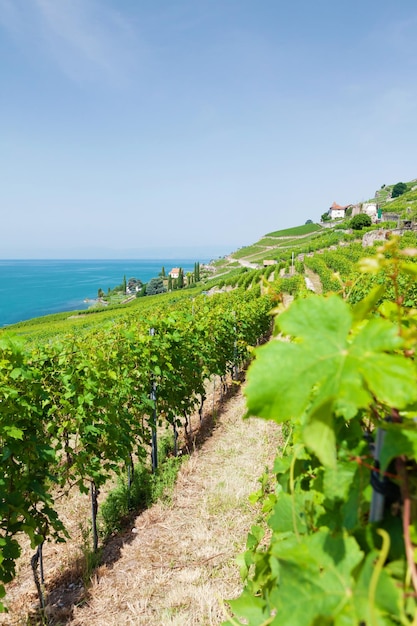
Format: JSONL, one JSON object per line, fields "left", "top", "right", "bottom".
{"left": 350, "top": 214, "right": 372, "bottom": 230}
{"left": 392, "top": 182, "right": 407, "bottom": 198}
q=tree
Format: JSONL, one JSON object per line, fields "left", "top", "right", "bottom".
{"left": 137, "top": 284, "right": 147, "bottom": 297}
{"left": 321, "top": 212, "right": 331, "bottom": 222}
{"left": 194, "top": 262, "right": 200, "bottom": 282}
{"left": 127, "top": 277, "right": 142, "bottom": 293}
{"left": 160, "top": 266, "right": 166, "bottom": 277}
{"left": 392, "top": 182, "right": 407, "bottom": 198}
{"left": 123, "top": 275, "right": 127, "bottom": 294}
{"left": 167, "top": 275, "right": 172, "bottom": 291}
{"left": 350, "top": 213, "right": 372, "bottom": 230}
{"left": 305, "top": 219, "right": 313, "bottom": 224}
{"left": 177, "top": 268, "right": 184, "bottom": 289}
{"left": 145, "top": 277, "right": 166, "bottom": 296}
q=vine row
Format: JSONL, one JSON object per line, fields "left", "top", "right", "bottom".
{"left": 0, "top": 287, "right": 272, "bottom": 611}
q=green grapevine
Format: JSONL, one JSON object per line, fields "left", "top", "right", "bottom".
{"left": 223, "top": 236, "right": 417, "bottom": 625}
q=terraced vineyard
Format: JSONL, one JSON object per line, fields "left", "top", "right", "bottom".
{"left": 4, "top": 202, "right": 417, "bottom": 624}
{"left": 0, "top": 285, "right": 274, "bottom": 618}
{"left": 221, "top": 230, "right": 417, "bottom": 626}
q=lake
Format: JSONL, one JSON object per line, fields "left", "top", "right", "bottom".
{"left": 0, "top": 259, "right": 198, "bottom": 327}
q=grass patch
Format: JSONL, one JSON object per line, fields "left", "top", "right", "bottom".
{"left": 265, "top": 223, "right": 321, "bottom": 237}
{"left": 211, "top": 258, "right": 229, "bottom": 268}
{"left": 257, "top": 237, "right": 288, "bottom": 246}
{"left": 231, "top": 245, "right": 267, "bottom": 259}
{"left": 99, "top": 434, "right": 185, "bottom": 538}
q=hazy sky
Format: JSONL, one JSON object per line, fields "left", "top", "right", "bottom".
{"left": 1, "top": 0, "right": 417, "bottom": 258}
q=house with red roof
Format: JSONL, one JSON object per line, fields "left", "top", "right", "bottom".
{"left": 328, "top": 202, "right": 352, "bottom": 220}
{"left": 169, "top": 267, "right": 180, "bottom": 279}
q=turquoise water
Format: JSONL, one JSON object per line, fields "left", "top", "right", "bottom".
{"left": 0, "top": 259, "right": 197, "bottom": 327}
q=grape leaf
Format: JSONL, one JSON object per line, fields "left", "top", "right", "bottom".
{"left": 341, "top": 550, "right": 405, "bottom": 625}
{"left": 303, "top": 399, "right": 336, "bottom": 467}
{"left": 267, "top": 529, "right": 363, "bottom": 625}
{"left": 245, "top": 295, "right": 417, "bottom": 464}
{"left": 268, "top": 492, "right": 309, "bottom": 535}
{"left": 380, "top": 426, "right": 417, "bottom": 472}
{"left": 227, "top": 593, "right": 268, "bottom": 626}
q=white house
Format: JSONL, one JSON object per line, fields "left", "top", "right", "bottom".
{"left": 169, "top": 267, "right": 180, "bottom": 279}
{"left": 328, "top": 202, "right": 351, "bottom": 220}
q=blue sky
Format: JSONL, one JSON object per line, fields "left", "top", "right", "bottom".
{"left": 1, "top": 0, "right": 417, "bottom": 259}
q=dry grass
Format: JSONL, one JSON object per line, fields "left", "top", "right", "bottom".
{"left": 1, "top": 382, "right": 281, "bottom": 626}
{"left": 70, "top": 391, "right": 280, "bottom": 626}
{"left": 304, "top": 267, "right": 323, "bottom": 294}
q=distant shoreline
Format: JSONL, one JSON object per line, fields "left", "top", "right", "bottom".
{"left": 0, "top": 258, "right": 200, "bottom": 328}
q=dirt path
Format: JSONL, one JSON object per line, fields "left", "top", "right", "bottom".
{"left": 64, "top": 390, "right": 280, "bottom": 626}
{"left": 304, "top": 267, "right": 323, "bottom": 294}
{"left": 225, "top": 255, "right": 259, "bottom": 269}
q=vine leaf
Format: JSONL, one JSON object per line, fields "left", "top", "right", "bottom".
{"left": 268, "top": 492, "right": 309, "bottom": 534}
{"left": 266, "top": 530, "right": 364, "bottom": 625}
{"left": 303, "top": 399, "right": 336, "bottom": 467}
{"left": 226, "top": 593, "right": 269, "bottom": 626}
{"left": 346, "top": 550, "right": 406, "bottom": 625}
{"left": 245, "top": 295, "right": 417, "bottom": 465}
{"left": 246, "top": 529, "right": 404, "bottom": 626}
{"left": 379, "top": 426, "right": 417, "bottom": 472}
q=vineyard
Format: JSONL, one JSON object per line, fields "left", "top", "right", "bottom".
{"left": 0, "top": 286, "right": 273, "bottom": 618}
{"left": 4, "top": 224, "right": 417, "bottom": 624}
{"left": 222, "top": 233, "right": 417, "bottom": 625}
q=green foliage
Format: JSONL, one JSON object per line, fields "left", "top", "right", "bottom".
{"left": 194, "top": 262, "right": 200, "bottom": 282}
{"left": 0, "top": 287, "right": 273, "bottom": 608}
{"left": 392, "top": 182, "right": 407, "bottom": 198}
{"left": 232, "top": 245, "right": 266, "bottom": 260}
{"left": 257, "top": 237, "right": 283, "bottom": 247}
{"left": 100, "top": 444, "right": 183, "bottom": 538}
{"left": 146, "top": 277, "right": 166, "bottom": 295}
{"left": 294, "top": 259, "right": 304, "bottom": 274}
{"left": 137, "top": 283, "right": 147, "bottom": 297}
{"left": 350, "top": 213, "right": 372, "bottom": 230}
{"left": 127, "top": 277, "right": 142, "bottom": 292}
{"left": 177, "top": 268, "right": 184, "bottom": 289}
{"left": 265, "top": 224, "right": 321, "bottom": 237}
{"left": 224, "top": 237, "right": 417, "bottom": 626}
{"left": 304, "top": 255, "right": 341, "bottom": 293}
{"left": 270, "top": 275, "right": 305, "bottom": 297}
{"left": 149, "top": 456, "right": 183, "bottom": 504}
{"left": 379, "top": 188, "right": 417, "bottom": 222}
{"left": 246, "top": 294, "right": 415, "bottom": 434}
{"left": 321, "top": 249, "right": 356, "bottom": 280}
{"left": 0, "top": 339, "right": 67, "bottom": 608}
{"left": 100, "top": 464, "right": 150, "bottom": 537}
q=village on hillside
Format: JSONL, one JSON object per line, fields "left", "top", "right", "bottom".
{"left": 321, "top": 179, "right": 417, "bottom": 225}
